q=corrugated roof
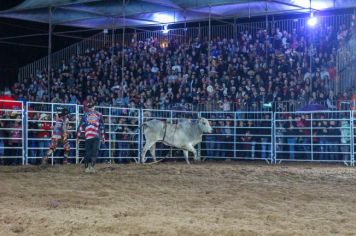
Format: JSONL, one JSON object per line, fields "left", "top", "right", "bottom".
{"left": 0, "top": 0, "right": 355, "bottom": 29}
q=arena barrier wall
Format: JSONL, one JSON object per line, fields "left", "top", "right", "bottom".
{"left": 26, "top": 102, "right": 78, "bottom": 165}
{"left": 77, "top": 105, "right": 141, "bottom": 164}
{"left": 0, "top": 100, "right": 25, "bottom": 165}
{"left": 0, "top": 102, "right": 355, "bottom": 166}
{"left": 274, "top": 111, "right": 354, "bottom": 165}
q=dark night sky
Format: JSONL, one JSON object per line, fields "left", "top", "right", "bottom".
{"left": 0, "top": 0, "right": 99, "bottom": 88}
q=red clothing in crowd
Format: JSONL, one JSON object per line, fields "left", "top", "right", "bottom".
{"left": 37, "top": 122, "right": 51, "bottom": 139}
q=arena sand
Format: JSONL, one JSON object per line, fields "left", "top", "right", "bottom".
{"left": 1, "top": 162, "right": 356, "bottom": 236}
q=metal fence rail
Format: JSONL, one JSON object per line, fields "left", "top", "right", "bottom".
{"left": 26, "top": 102, "right": 78, "bottom": 165}
{"left": 78, "top": 105, "right": 141, "bottom": 164}
{"left": 274, "top": 110, "right": 353, "bottom": 165}
{"left": 0, "top": 101, "right": 355, "bottom": 166}
{"left": 0, "top": 100, "right": 24, "bottom": 165}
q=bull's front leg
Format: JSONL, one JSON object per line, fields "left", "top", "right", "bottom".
{"left": 186, "top": 144, "right": 197, "bottom": 161}
{"left": 149, "top": 145, "right": 157, "bottom": 162}
{"left": 183, "top": 150, "right": 190, "bottom": 165}
{"left": 141, "top": 142, "right": 155, "bottom": 163}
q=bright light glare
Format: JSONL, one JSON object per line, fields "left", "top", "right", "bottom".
{"left": 162, "top": 25, "right": 169, "bottom": 34}
{"left": 307, "top": 16, "right": 317, "bottom": 27}
{"left": 153, "top": 13, "right": 174, "bottom": 23}
{"left": 291, "top": 0, "right": 329, "bottom": 10}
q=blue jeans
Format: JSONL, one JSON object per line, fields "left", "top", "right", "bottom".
{"left": 38, "top": 140, "right": 49, "bottom": 157}
{"left": 0, "top": 140, "right": 4, "bottom": 157}
{"left": 287, "top": 138, "right": 297, "bottom": 160}
{"left": 28, "top": 140, "right": 37, "bottom": 159}
{"left": 328, "top": 141, "right": 338, "bottom": 160}
{"left": 99, "top": 142, "right": 108, "bottom": 159}
{"left": 261, "top": 138, "right": 270, "bottom": 159}
{"left": 205, "top": 136, "right": 216, "bottom": 158}
{"left": 116, "top": 141, "right": 128, "bottom": 163}
{"left": 301, "top": 138, "right": 311, "bottom": 159}
{"left": 319, "top": 138, "right": 329, "bottom": 160}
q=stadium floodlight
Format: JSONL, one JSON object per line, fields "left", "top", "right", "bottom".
{"left": 153, "top": 13, "right": 174, "bottom": 23}
{"left": 162, "top": 25, "right": 169, "bottom": 34}
{"left": 307, "top": 12, "right": 317, "bottom": 27}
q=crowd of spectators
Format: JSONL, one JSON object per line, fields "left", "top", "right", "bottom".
{"left": 2, "top": 19, "right": 356, "bottom": 112}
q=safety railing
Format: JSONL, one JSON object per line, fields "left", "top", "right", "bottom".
{"left": 26, "top": 102, "right": 78, "bottom": 165}
{"left": 78, "top": 106, "right": 141, "bottom": 164}
{"left": 0, "top": 101, "right": 355, "bottom": 166}
{"left": 274, "top": 110, "right": 354, "bottom": 165}
{"left": 199, "top": 111, "right": 273, "bottom": 163}
{"left": 0, "top": 100, "right": 24, "bottom": 165}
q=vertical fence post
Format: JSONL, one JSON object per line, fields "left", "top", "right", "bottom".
{"left": 311, "top": 113, "right": 314, "bottom": 161}
{"left": 270, "top": 111, "right": 273, "bottom": 164}
{"left": 22, "top": 102, "right": 26, "bottom": 165}
{"left": 233, "top": 111, "right": 237, "bottom": 159}
{"left": 197, "top": 112, "right": 202, "bottom": 162}
{"left": 75, "top": 104, "right": 79, "bottom": 164}
{"left": 170, "top": 110, "right": 173, "bottom": 158}
{"left": 350, "top": 111, "right": 354, "bottom": 166}
{"left": 109, "top": 106, "right": 112, "bottom": 163}
{"left": 139, "top": 109, "right": 143, "bottom": 163}
{"left": 273, "top": 112, "right": 277, "bottom": 164}
{"left": 51, "top": 103, "right": 54, "bottom": 166}
{"left": 352, "top": 111, "right": 355, "bottom": 167}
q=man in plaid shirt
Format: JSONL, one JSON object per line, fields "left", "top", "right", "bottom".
{"left": 77, "top": 102, "right": 105, "bottom": 173}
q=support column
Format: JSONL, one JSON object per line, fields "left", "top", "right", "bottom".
{"left": 265, "top": 0, "right": 269, "bottom": 59}
{"left": 233, "top": 17, "right": 237, "bottom": 41}
{"left": 111, "top": 18, "right": 115, "bottom": 47}
{"left": 48, "top": 7, "right": 53, "bottom": 102}
{"left": 121, "top": 0, "right": 126, "bottom": 82}
{"left": 208, "top": 4, "right": 211, "bottom": 81}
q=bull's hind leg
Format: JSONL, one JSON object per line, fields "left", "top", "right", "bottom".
{"left": 141, "top": 142, "right": 155, "bottom": 163}
{"left": 183, "top": 150, "right": 190, "bottom": 165}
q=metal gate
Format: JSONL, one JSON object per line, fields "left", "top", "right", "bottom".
{"left": 26, "top": 102, "right": 78, "bottom": 165}
{"left": 0, "top": 100, "right": 24, "bottom": 165}
{"left": 274, "top": 110, "right": 354, "bottom": 165}
{"left": 78, "top": 105, "right": 140, "bottom": 164}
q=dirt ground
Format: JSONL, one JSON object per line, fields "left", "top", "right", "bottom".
{"left": 1, "top": 162, "right": 356, "bottom": 236}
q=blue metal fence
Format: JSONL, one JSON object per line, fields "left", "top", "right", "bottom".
{"left": 0, "top": 101, "right": 355, "bottom": 166}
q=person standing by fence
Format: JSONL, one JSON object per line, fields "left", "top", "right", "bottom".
{"left": 77, "top": 102, "right": 105, "bottom": 173}
{"left": 42, "top": 107, "right": 70, "bottom": 165}
{"left": 340, "top": 119, "right": 351, "bottom": 162}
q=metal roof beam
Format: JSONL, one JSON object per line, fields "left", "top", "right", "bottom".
{"left": 270, "top": 0, "right": 318, "bottom": 11}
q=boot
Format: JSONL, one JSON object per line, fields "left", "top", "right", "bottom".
{"left": 85, "top": 167, "right": 91, "bottom": 173}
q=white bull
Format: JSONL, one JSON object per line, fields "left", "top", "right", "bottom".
{"left": 141, "top": 118, "right": 213, "bottom": 164}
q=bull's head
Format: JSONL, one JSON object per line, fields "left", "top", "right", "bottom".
{"left": 198, "top": 117, "right": 213, "bottom": 133}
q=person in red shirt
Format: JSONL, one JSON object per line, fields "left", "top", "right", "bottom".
{"left": 37, "top": 113, "right": 51, "bottom": 158}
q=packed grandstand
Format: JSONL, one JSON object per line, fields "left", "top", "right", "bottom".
{"left": 3, "top": 19, "right": 354, "bottom": 112}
